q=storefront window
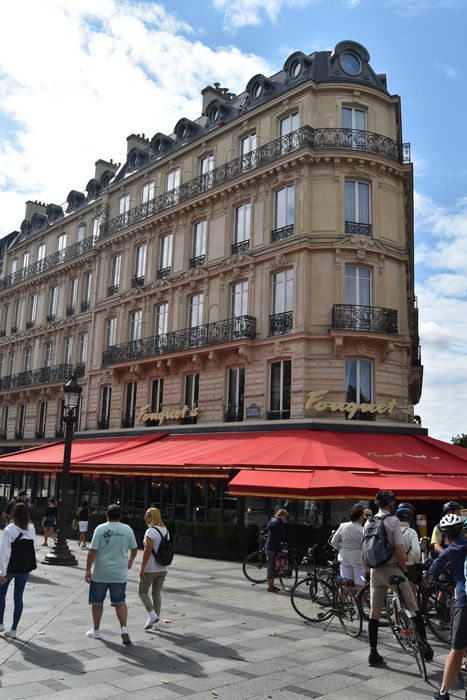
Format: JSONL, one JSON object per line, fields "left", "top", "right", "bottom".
{"left": 175, "top": 479, "right": 189, "bottom": 519}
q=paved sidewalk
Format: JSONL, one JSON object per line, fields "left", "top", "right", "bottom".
{"left": 0, "top": 540, "right": 464, "bottom": 700}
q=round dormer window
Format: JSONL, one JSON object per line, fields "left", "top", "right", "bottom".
{"left": 340, "top": 52, "right": 362, "bottom": 76}
{"left": 291, "top": 60, "right": 302, "bottom": 78}
{"left": 252, "top": 83, "right": 263, "bottom": 99}
{"left": 179, "top": 125, "right": 187, "bottom": 139}
{"left": 154, "top": 141, "right": 162, "bottom": 154}
{"left": 210, "top": 106, "right": 220, "bottom": 122}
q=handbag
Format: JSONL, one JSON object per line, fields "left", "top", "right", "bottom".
{"left": 71, "top": 518, "right": 79, "bottom": 530}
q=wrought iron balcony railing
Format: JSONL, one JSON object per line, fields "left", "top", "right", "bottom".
{"left": 345, "top": 221, "right": 373, "bottom": 236}
{"left": 231, "top": 240, "right": 250, "bottom": 255}
{"left": 46, "top": 314, "right": 56, "bottom": 323}
{"left": 99, "top": 126, "right": 410, "bottom": 238}
{"left": 224, "top": 406, "right": 244, "bottom": 422}
{"left": 11, "top": 326, "right": 18, "bottom": 334}
{"left": 108, "top": 284, "right": 119, "bottom": 296}
{"left": 0, "top": 362, "right": 85, "bottom": 392}
{"left": 271, "top": 225, "right": 294, "bottom": 242}
{"left": 66, "top": 305, "right": 75, "bottom": 317}
{"left": 102, "top": 314, "right": 256, "bottom": 366}
{"left": 156, "top": 266, "right": 171, "bottom": 279}
{"left": 80, "top": 299, "right": 91, "bottom": 312}
{"left": 269, "top": 311, "right": 293, "bottom": 336}
{"left": 25, "top": 320, "right": 35, "bottom": 329}
{"left": 0, "top": 235, "right": 96, "bottom": 291}
{"left": 332, "top": 304, "right": 398, "bottom": 334}
{"left": 132, "top": 275, "right": 145, "bottom": 288}
{"left": 0, "top": 330, "right": 5, "bottom": 337}
{"left": 189, "top": 254, "right": 205, "bottom": 269}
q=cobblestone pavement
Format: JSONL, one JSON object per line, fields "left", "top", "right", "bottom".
{"left": 0, "top": 540, "right": 465, "bottom": 699}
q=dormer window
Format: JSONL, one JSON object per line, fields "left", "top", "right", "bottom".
{"left": 151, "top": 133, "right": 174, "bottom": 157}
{"left": 246, "top": 74, "right": 272, "bottom": 102}
{"left": 340, "top": 52, "right": 362, "bottom": 76}
{"left": 252, "top": 83, "right": 262, "bottom": 99}
{"left": 291, "top": 61, "right": 301, "bottom": 78}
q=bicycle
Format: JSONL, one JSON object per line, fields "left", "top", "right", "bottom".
{"left": 386, "top": 574, "right": 427, "bottom": 681}
{"left": 290, "top": 560, "right": 362, "bottom": 637}
{"left": 357, "top": 580, "right": 389, "bottom": 627}
{"left": 420, "top": 575, "right": 455, "bottom": 645}
{"left": 242, "top": 528, "right": 298, "bottom": 590}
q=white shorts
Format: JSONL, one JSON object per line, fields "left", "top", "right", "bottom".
{"left": 339, "top": 561, "right": 366, "bottom": 587}
{"left": 78, "top": 520, "right": 88, "bottom": 533}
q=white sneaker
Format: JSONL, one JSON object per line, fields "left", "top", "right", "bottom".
{"left": 85, "top": 629, "right": 102, "bottom": 639}
{"left": 5, "top": 629, "right": 17, "bottom": 639}
{"left": 0, "top": 624, "right": 4, "bottom": 632}
{"left": 144, "top": 612, "right": 159, "bottom": 630}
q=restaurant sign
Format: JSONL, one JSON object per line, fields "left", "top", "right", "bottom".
{"left": 139, "top": 404, "right": 200, "bottom": 425}
{"left": 304, "top": 389, "right": 412, "bottom": 420}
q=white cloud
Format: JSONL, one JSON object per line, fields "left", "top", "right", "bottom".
{"left": 342, "top": 0, "right": 362, "bottom": 6}
{"left": 386, "top": 0, "right": 462, "bottom": 15}
{"left": 0, "top": 0, "right": 272, "bottom": 237}
{"left": 212, "top": 0, "right": 318, "bottom": 30}
{"left": 435, "top": 61, "right": 460, "bottom": 80}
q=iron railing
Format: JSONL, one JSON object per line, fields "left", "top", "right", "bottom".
{"left": 271, "top": 225, "right": 294, "bottom": 242}
{"left": 0, "top": 330, "right": 5, "bottom": 337}
{"left": 156, "top": 266, "right": 171, "bottom": 279}
{"left": 345, "top": 221, "right": 372, "bottom": 236}
{"left": 66, "top": 305, "right": 75, "bottom": 317}
{"left": 132, "top": 275, "right": 145, "bottom": 288}
{"left": 189, "top": 254, "right": 205, "bottom": 269}
{"left": 231, "top": 240, "right": 250, "bottom": 255}
{"left": 224, "top": 406, "right": 244, "bottom": 422}
{"left": 0, "top": 362, "right": 86, "bottom": 392}
{"left": 332, "top": 304, "right": 398, "bottom": 334}
{"left": 102, "top": 314, "right": 256, "bottom": 366}
{"left": 46, "top": 314, "right": 56, "bottom": 323}
{"left": 100, "top": 126, "right": 410, "bottom": 237}
{"left": 25, "top": 321, "right": 35, "bottom": 329}
{"left": 80, "top": 300, "right": 91, "bottom": 312}
{"left": 269, "top": 311, "right": 293, "bottom": 336}
{"left": 11, "top": 326, "right": 18, "bottom": 334}
{"left": 0, "top": 236, "right": 96, "bottom": 291}
{"left": 108, "top": 284, "right": 119, "bottom": 296}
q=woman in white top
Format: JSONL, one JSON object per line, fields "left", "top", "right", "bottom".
{"left": 138, "top": 507, "right": 169, "bottom": 631}
{"left": 331, "top": 504, "right": 365, "bottom": 591}
{"left": 0, "top": 502, "right": 36, "bottom": 638}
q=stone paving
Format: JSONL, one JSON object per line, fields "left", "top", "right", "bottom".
{"left": 0, "top": 538, "right": 465, "bottom": 700}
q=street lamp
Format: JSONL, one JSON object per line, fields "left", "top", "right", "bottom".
{"left": 43, "top": 374, "right": 82, "bottom": 566}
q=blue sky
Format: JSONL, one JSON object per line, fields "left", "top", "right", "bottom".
{"left": 0, "top": 0, "right": 466, "bottom": 441}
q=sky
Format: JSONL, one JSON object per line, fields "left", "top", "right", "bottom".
{"left": 0, "top": 0, "right": 466, "bottom": 442}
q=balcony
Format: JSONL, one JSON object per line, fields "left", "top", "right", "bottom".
{"left": 189, "top": 254, "right": 205, "bottom": 269}
{"left": 224, "top": 406, "right": 244, "bottom": 422}
{"left": 25, "top": 320, "right": 35, "bottom": 329}
{"left": 0, "top": 362, "right": 85, "bottom": 392}
{"left": 231, "top": 240, "right": 250, "bottom": 255}
{"left": 332, "top": 304, "right": 398, "bottom": 334}
{"left": 0, "top": 235, "right": 96, "bottom": 291}
{"left": 11, "top": 326, "right": 18, "bottom": 334}
{"left": 108, "top": 284, "right": 119, "bottom": 297}
{"left": 269, "top": 311, "right": 293, "bottom": 337}
{"left": 99, "top": 126, "right": 410, "bottom": 238}
{"left": 345, "top": 221, "right": 373, "bottom": 237}
{"left": 66, "top": 305, "right": 76, "bottom": 317}
{"left": 80, "top": 299, "right": 91, "bottom": 312}
{"left": 0, "top": 330, "right": 5, "bottom": 337}
{"left": 102, "top": 314, "right": 256, "bottom": 366}
{"left": 74, "top": 362, "right": 86, "bottom": 376}
{"left": 46, "top": 314, "right": 56, "bottom": 323}
{"left": 271, "top": 225, "right": 294, "bottom": 243}
{"left": 156, "top": 266, "right": 171, "bottom": 280}
{"left": 131, "top": 275, "right": 145, "bottom": 288}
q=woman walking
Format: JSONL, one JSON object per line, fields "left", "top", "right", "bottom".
{"left": 331, "top": 504, "right": 365, "bottom": 591}
{"left": 76, "top": 500, "right": 89, "bottom": 549}
{"left": 265, "top": 508, "right": 288, "bottom": 593}
{"left": 0, "top": 502, "right": 37, "bottom": 638}
{"left": 41, "top": 498, "right": 58, "bottom": 547}
{"left": 138, "top": 507, "right": 169, "bottom": 630}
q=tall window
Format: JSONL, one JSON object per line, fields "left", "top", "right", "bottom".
{"left": 184, "top": 373, "right": 199, "bottom": 408}
{"left": 22, "top": 251, "right": 30, "bottom": 268}
{"left": 200, "top": 155, "right": 214, "bottom": 188}
{"left": 134, "top": 244, "right": 147, "bottom": 283}
{"left": 37, "top": 243, "right": 46, "bottom": 270}
{"left": 1, "top": 406, "right": 8, "bottom": 437}
{"left": 76, "top": 224, "right": 86, "bottom": 242}
{"left": 124, "top": 382, "right": 137, "bottom": 427}
{"left": 44, "top": 341, "right": 54, "bottom": 368}
{"left": 82, "top": 272, "right": 92, "bottom": 309}
{"left": 189, "top": 294, "right": 204, "bottom": 328}
{"left": 345, "top": 180, "right": 370, "bottom": 234}
{"left": 118, "top": 194, "right": 130, "bottom": 228}
{"left": 280, "top": 112, "right": 299, "bottom": 137}
{"left": 151, "top": 378, "right": 164, "bottom": 413}
{"left": 231, "top": 281, "right": 248, "bottom": 318}
{"left": 92, "top": 217, "right": 101, "bottom": 238}
{"left": 141, "top": 181, "right": 155, "bottom": 203}
{"left": 241, "top": 132, "right": 257, "bottom": 170}
{"left": 0, "top": 353, "right": 3, "bottom": 377}
{"left": 78, "top": 332, "right": 88, "bottom": 365}
{"left": 106, "top": 318, "right": 117, "bottom": 348}
{"left": 342, "top": 106, "right": 367, "bottom": 130}
{"left": 269, "top": 360, "right": 291, "bottom": 419}
{"left": 273, "top": 269, "right": 294, "bottom": 314}
{"left": 57, "top": 233, "right": 67, "bottom": 251}
{"left": 37, "top": 401, "right": 47, "bottom": 437}
{"left": 28, "top": 294, "right": 38, "bottom": 324}
{"left": 7, "top": 352, "right": 15, "bottom": 376}
{"left": 155, "top": 303, "right": 168, "bottom": 337}
{"left": 10, "top": 259, "right": 17, "bottom": 275}
{"left": 23, "top": 347, "right": 32, "bottom": 372}
{"left": 192, "top": 220, "right": 207, "bottom": 261}
{"left": 345, "top": 266, "right": 371, "bottom": 306}
{"left": 1, "top": 304, "right": 8, "bottom": 334}
{"left": 12, "top": 300, "right": 20, "bottom": 331}
{"left": 48, "top": 286, "right": 58, "bottom": 319}
{"left": 234, "top": 203, "right": 251, "bottom": 245}
{"left": 17, "top": 404, "right": 26, "bottom": 437}
{"left": 226, "top": 366, "right": 245, "bottom": 422}
{"left": 159, "top": 233, "right": 173, "bottom": 274}
{"left": 345, "top": 358, "right": 373, "bottom": 417}
{"left": 130, "top": 310, "right": 143, "bottom": 341}
{"left": 64, "top": 336, "right": 73, "bottom": 365}
{"left": 274, "top": 185, "right": 295, "bottom": 231}
{"left": 67, "top": 279, "right": 77, "bottom": 314}
{"left": 166, "top": 168, "right": 180, "bottom": 204}
{"left": 109, "top": 254, "right": 121, "bottom": 294}
{"left": 99, "top": 386, "right": 112, "bottom": 429}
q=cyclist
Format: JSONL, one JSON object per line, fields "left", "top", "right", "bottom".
{"left": 429, "top": 514, "right": 467, "bottom": 700}
{"left": 265, "top": 508, "right": 288, "bottom": 593}
{"left": 395, "top": 506, "right": 421, "bottom": 594}
{"left": 363, "top": 490, "right": 433, "bottom": 667}
{"left": 431, "top": 501, "right": 463, "bottom": 555}
{"left": 398, "top": 501, "right": 420, "bottom": 536}
{"left": 330, "top": 504, "right": 365, "bottom": 592}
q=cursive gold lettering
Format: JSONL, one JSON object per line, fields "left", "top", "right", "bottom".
{"left": 304, "top": 390, "right": 412, "bottom": 418}
{"left": 138, "top": 404, "right": 199, "bottom": 425}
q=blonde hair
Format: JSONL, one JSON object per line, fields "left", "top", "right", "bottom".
{"left": 276, "top": 508, "right": 288, "bottom": 518}
{"left": 146, "top": 507, "right": 164, "bottom": 528}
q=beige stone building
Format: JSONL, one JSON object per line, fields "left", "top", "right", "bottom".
{"left": 0, "top": 40, "right": 421, "bottom": 459}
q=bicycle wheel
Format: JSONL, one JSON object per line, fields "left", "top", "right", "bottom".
{"left": 242, "top": 551, "right": 268, "bottom": 584}
{"left": 279, "top": 560, "right": 299, "bottom": 591}
{"left": 387, "top": 598, "right": 427, "bottom": 679}
{"left": 290, "top": 576, "right": 334, "bottom": 622}
{"left": 358, "top": 582, "right": 389, "bottom": 627}
{"left": 422, "top": 586, "right": 453, "bottom": 645}
{"left": 336, "top": 583, "right": 362, "bottom": 638}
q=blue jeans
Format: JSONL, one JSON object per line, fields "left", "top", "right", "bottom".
{"left": 0, "top": 572, "right": 29, "bottom": 629}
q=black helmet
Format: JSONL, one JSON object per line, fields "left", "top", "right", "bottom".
{"left": 374, "top": 490, "right": 396, "bottom": 508}
{"left": 439, "top": 513, "right": 463, "bottom": 534}
{"left": 398, "top": 501, "right": 415, "bottom": 513}
{"left": 395, "top": 507, "right": 414, "bottom": 521}
{"left": 443, "top": 501, "right": 462, "bottom": 513}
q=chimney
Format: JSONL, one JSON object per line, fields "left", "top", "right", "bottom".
{"left": 24, "top": 200, "right": 47, "bottom": 221}
{"left": 126, "top": 133, "right": 150, "bottom": 155}
{"left": 201, "top": 83, "right": 234, "bottom": 113}
{"left": 95, "top": 159, "right": 119, "bottom": 180}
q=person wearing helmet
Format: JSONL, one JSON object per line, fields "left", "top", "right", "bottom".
{"left": 363, "top": 491, "right": 433, "bottom": 667}
{"left": 429, "top": 513, "right": 467, "bottom": 700}
{"left": 395, "top": 507, "right": 421, "bottom": 593}
{"left": 431, "top": 502, "right": 462, "bottom": 555}
{"left": 398, "top": 501, "right": 420, "bottom": 536}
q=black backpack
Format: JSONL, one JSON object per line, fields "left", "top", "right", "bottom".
{"left": 151, "top": 527, "right": 174, "bottom": 566}
{"left": 361, "top": 513, "right": 394, "bottom": 568}
{"left": 7, "top": 533, "right": 37, "bottom": 574}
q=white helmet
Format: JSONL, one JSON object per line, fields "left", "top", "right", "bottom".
{"left": 439, "top": 513, "right": 463, "bottom": 534}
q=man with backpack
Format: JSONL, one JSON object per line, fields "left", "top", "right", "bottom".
{"left": 362, "top": 490, "right": 433, "bottom": 667}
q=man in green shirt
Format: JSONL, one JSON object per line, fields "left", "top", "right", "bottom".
{"left": 85, "top": 504, "right": 138, "bottom": 645}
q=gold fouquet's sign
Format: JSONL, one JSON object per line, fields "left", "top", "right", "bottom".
{"left": 139, "top": 404, "right": 200, "bottom": 426}
{"left": 304, "top": 389, "right": 412, "bottom": 421}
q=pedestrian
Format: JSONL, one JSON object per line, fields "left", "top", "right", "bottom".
{"left": 138, "top": 507, "right": 169, "bottom": 631}
{"left": 41, "top": 498, "right": 58, "bottom": 547}
{"left": 429, "top": 514, "right": 467, "bottom": 700}
{"left": 330, "top": 504, "right": 365, "bottom": 591}
{"left": 76, "top": 500, "right": 89, "bottom": 549}
{"left": 431, "top": 501, "right": 462, "bottom": 555}
{"left": 265, "top": 508, "right": 288, "bottom": 593}
{"left": 84, "top": 504, "right": 138, "bottom": 645}
{"left": 395, "top": 505, "right": 421, "bottom": 594}
{"left": 0, "top": 502, "right": 37, "bottom": 638}
{"left": 2, "top": 495, "right": 17, "bottom": 525}
{"left": 362, "top": 490, "right": 432, "bottom": 667}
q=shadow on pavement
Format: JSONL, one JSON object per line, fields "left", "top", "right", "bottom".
{"left": 4, "top": 638, "right": 85, "bottom": 675}
{"left": 100, "top": 638, "right": 206, "bottom": 677}
{"left": 155, "top": 629, "right": 246, "bottom": 662}
{"left": 27, "top": 574, "right": 61, "bottom": 586}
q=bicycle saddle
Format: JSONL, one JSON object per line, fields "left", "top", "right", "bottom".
{"left": 389, "top": 575, "right": 405, "bottom": 585}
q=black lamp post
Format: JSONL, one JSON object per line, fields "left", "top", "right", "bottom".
{"left": 43, "top": 374, "right": 82, "bottom": 566}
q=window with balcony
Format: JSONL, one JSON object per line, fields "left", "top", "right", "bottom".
{"left": 81, "top": 272, "right": 92, "bottom": 311}
{"left": 240, "top": 131, "right": 257, "bottom": 170}
{"left": 190, "top": 220, "right": 206, "bottom": 268}
{"left": 23, "top": 347, "right": 32, "bottom": 372}
{"left": 64, "top": 336, "right": 73, "bottom": 365}
{"left": 99, "top": 385, "right": 112, "bottom": 430}
{"left": 1, "top": 303, "right": 8, "bottom": 336}
{"left": 57, "top": 233, "right": 67, "bottom": 252}
{"left": 109, "top": 254, "right": 121, "bottom": 295}
{"left": 7, "top": 352, "right": 15, "bottom": 377}
{"left": 48, "top": 286, "right": 58, "bottom": 322}
{"left": 106, "top": 318, "right": 117, "bottom": 349}
{"left": 133, "top": 243, "right": 147, "bottom": 287}
{"left": 44, "top": 341, "right": 54, "bottom": 368}
{"left": 123, "top": 382, "right": 137, "bottom": 428}
{"left": 345, "top": 358, "right": 373, "bottom": 420}
{"left": 150, "top": 378, "right": 164, "bottom": 417}
{"left": 141, "top": 181, "right": 155, "bottom": 204}
{"left": 130, "top": 309, "right": 143, "bottom": 342}
{"left": 225, "top": 366, "right": 245, "bottom": 422}
{"left": 155, "top": 302, "right": 168, "bottom": 337}
{"left": 189, "top": 294, "right": 204, "bottom": 328}
{"left": 1, "top": 406, "right": 8, "bottom": 439}
{"left": 16, "top": 403, "right": 26, "bottom": 439}
{"left": 280, "top": 112, "right": 299, "bottom": 137}
{"left": 37, "top": 400, "right": 47, "bottom": 438}
{"left": 200, "top": 154, "right": 214, "bottom": 188}
{"left": 77, "top": 224, "right": 86, "bottom": 242}
{"left": 342, "top": 106, "right": 367, "bottom": 130}
{"left": 345, "top": 265, "right": 371, "bottom": 306}
{"left": 77, "top": 332, "right": 88, "bottom": 374}
{"left": 36, "top": 243, "right": 46, "bottom": 271}
{"left": 345, "top": 180, "right": 371, "bottom": 236}
{"left": 273, "top": 185, "right": 295, "bottom": 241}
{"left": 10, "top": 258, "right": 17, "bottom": 275}
{"left": 166, "top": 168, "right": 180, "bottom": 204}
{"left": 158, "top": 233, "right": 173, "bottom": 278}
{"left": 27, "top": 293, "right": 38, "bottom": 328}
{"left": 92, "top": 217, "right": 101, "bottom": 238}
{"left": 117, "top": 194, "right": 130, "bottom": 230}
{"left": 12, "top": 300, "right": 20, "bottom": 333}
{"left": 270, "top": 269, "right": 293, "bottom": 335}
{"left": 184, "top": 373, "right": 199, "bottom": 409}
{"left": 232, "top": 202, "right": 251, "bottom": 254}
{"left": 231, "top": 281, "right": 248, "bottom": 318}
{"left": 22, "top": 251, "right": 30, "bottom": 268}
{"left": 67, "top": 278, "right": 77, "bottom": 316}
{"left": 269, "top": 360, "right": 291, "bottom": 420}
